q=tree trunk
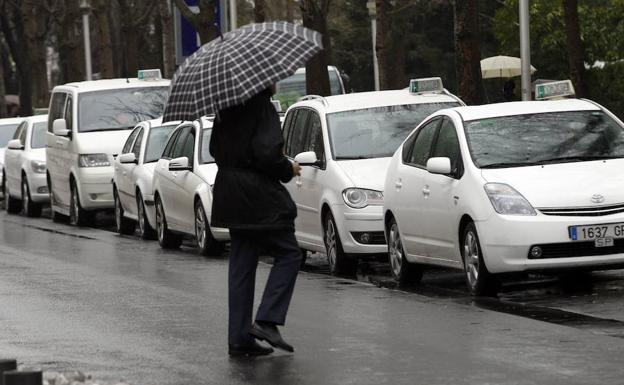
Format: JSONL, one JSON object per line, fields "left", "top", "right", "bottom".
{"left": 94, "top": 0, "right": 114, "bottom": 79}
{"left": 0, "top": 52, "right": 6, "bottom": 118}
{"left": 562, "top": 0, "right": 588, "bottom": 98}
{"left": 58, "top": 0, "right": 85, "bottom": 83}
{"left": 285, "top": 0, "right": 294, "bottom": 22}
{"left": 301, "top": 0, "right": 331, "bottom": 96}
{"left": 23, "top": 0, "right": 49, "bottom": 108}
{"left": 453, "top": 0, "right": 483, "bottom": 105}
{"left": 159, "top": 0, "right": 176, "bottom": 78}
{"left": 376, "top": 0, "right": 407, "bottom": 90}
{"left": 173, "top": 0, "right": 218, "bottom": 44}
{"left": 254, "top": 0, "right": 266, "bottom": 22}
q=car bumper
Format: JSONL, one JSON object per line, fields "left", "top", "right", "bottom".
{"left": 332, "top": 204, "right": 386, "bottom": 255}
{"left": 76, "top": 167, "right": 114, "bottom": 210}
{"left": 477, "top": 213, "right": 624, "bottom": 274}
{"left": 29, "top": 173, "right": 49, "bottom": 203}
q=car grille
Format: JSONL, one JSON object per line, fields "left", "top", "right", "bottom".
{"left": 538, "top": 203, "right": 624, "bottom": 217}
{"left": 528, "top": 239, "right": 624, "bottom": 259}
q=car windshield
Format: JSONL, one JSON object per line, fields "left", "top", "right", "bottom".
{"left": 200, "top": 128, "right": 215, "bottom": 164}
{"left": 30, "top": 122, "right": 48, "bottom": 149}
{"left": 0, "top": 124, "right": 20, "bottom": 147}
{"left": 275, "top": 70, "right": 343, "bottom": 108}
{"left": 465, "top": 110, "right": 624, "bottom": 168}
{"left": 78, "top": 87, "right": 169, "bottom": 132}
{"left": 144, "top": 124, "right": 177, "bottom": 163}
{"left": 327, "top": 102, "right": 461, "bottom": 159}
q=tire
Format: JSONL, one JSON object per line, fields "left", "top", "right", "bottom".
{"left": 461, "top": 222, "right": 499, "bottom": 296}
{"left": 21, "top": 177, "right": 42, "bottom": 217}
{"left": 136, "top": 193, "right": 156, "bottom": 240}
{"left": 387, "top": 217, "right": 423, "bottom": 285}
{"left": 323, "top": 211, "right": 358, "bottom": 276}
{"left": 5, "top": 177, "right": 20, "bottom": 214}
{"left": 194, "top": 200, "right": 224, "bottom": 256}
{"left": 69, "top": 181, "right": 92, "bottom": 227}
{"left": 114, "top": 188, "right": 135, "bottom": 235}
{"left": 48, "top": 175, "right": 64, "bottom": 223}
{"left": 155, "top": 196, "right": 182, "bottom": 249}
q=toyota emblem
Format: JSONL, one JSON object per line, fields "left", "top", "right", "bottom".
{"left": 591, "top": 194, "right": 605, "bottom": 204}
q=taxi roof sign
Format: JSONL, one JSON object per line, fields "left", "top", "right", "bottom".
{"left": 535, "top": 80, "right": 575, "bottom": 100}
{"left": 409, "top": 77, "right": 444, "bottom": 94}
{"left": 138, "top": 69, "right": 162, "bottom": 81}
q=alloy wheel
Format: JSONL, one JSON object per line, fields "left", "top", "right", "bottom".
{"left": 21, "top": 180, "right": 29, "bottom": 215}
{"left": 325, "top": 218, "right": 337, "bottom": 269}
{"left": 114, "top": 193, "right": 122, "bottom": 231}
{"left": 464, "top": 230, "right": 480, "bottom": 289}
{"left": 156, "top": 200, "right": 165, "bottom": 243}
{"left": 388, "top": 223, "right": 403, "bottom": 278}
{"left": 70, "top": 185, "right": 79, "bottom": 225}
{"left": 195, "top": 205, "right": 206, "bottom": 249}
{"left": 137, "top": 197, "right": 145, "bottom": 235}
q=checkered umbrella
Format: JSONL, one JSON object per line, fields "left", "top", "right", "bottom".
{"left": 162, "top": 21, "right": 323, "bottom": 122}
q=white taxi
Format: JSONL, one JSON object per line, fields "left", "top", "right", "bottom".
{"left": 384, "top": 81, "right": 624, "bottom": 295}
{"left": 47, "top": 70, "right": 170, "bottom": 226}
{"left": 112, "top": 118, "right": 180, "bottom": 238}
{"left": 152, "top": 117, "right": 228, "bottom": 255}
{"left": 283, "top": 78, "right": 464, "bottom": 275}
{"left": 4, "top": 115, "right": 48, "bottom": 216}
{"left": 0, "top": 117, "right": 25, "bottom": 198}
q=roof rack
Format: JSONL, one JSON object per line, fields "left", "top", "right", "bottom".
{"left": 298, "top": 94, "right": 329, "bottom": 107}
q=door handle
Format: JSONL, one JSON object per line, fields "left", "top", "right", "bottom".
{"left": 55, "top": 140, "right": 64, "bottom": 146}
{"left": 395, "top": 179, "right": 402, "bottom": 189}
{"left": 422, "top": 185, "right": 430, "bottom": 197}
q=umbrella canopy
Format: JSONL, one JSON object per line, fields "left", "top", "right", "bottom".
{"left": 480, "top": 55, "right": 537, "bottom": 79}
{"left": 163, "top": 21, "right": 323, "bottom": 122}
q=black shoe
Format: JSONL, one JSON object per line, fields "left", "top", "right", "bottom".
{"left": 249, "top": 322, "right": 294, "bottom": 353}
{"left": 228, "top": 341, "right": 274, "bottom": 357}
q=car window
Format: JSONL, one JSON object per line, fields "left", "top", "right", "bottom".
{"left": 12, "top": 122, "right": 26, "bottom": 140}
{"left": 132, "top": 128, "right": 144, "bottom": 158}
{"left": 144, "top": 124, "right": 177, "bottom": 163}
{"left": 171, "top": 127, "right": 194, "bottom": 161}
{"left": 407, "top": 119, "right": 440, "bottom": 167}
{"left": 30, "top": 122, "right": 48, "bottom": 149}
{"left": 432, "top": 118, "right": 462, "bottom": 176}
{"left": 64, "top": 97, "right": 73, "bottom": 132}
{"left": 122, "top": 127, "right": 141, "bottom": 154}
{"left": 305, "top": 111, "right": 325, "bottom": 164}
{"left": 48, "top": 92, "right": 67, "bottom": 133}
{"left": 18, "top": 124, "right": 27, "bottom": 145}
{"left": 199, "top": 128, "right": 215, "bottom": 164}
{"left": 286, "top": 109, "right": 310, "bottom": 157}
{"left": 162, "top": 128, "right": 183, "bottom": 159}
{"left": 282, "top": 109, "right": 297, "bottom": 145}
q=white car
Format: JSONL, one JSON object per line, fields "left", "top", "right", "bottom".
{"left": 383, "top": 96, "right": 624, "bottom": 295}
{"left": 152, "top": 117, "right": 229, "bottom": 255}
{"left": 282, "top": 78, "right": 464, "bottom": 275}
{"left": 112, "top": 118, "right": 180, "bottom": 238}
{"left": 46, "top": 69, "right": 170, "bottom": 226}
{"left": 0, "top": 117, "right": 25, "bottom": 198}
{"left": 3, "top": 115, "right": 48, "bottom": 216}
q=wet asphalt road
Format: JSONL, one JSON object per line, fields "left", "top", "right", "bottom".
{"left": 2, "top": 211, "right": 624, "bottom": 384}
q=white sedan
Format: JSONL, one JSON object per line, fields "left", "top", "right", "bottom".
{"left": 384, "top": 98, "right": 624, "bottom": 295}
{"left": 3, "top": 115, "right": 48, "bottom": 216}
{"left": 112, "top": 118, "right": 180, "bottom": 238}
{"left": 152, "top": 117, "right": 228, "bottom": 255}
{"left": 0, "top": 117, "right": 25, "bottom": 198}
{"left": 283, "top": 78, "right": 463, "bottom": 275}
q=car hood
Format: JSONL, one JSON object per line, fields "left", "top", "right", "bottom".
{"left": 480, "top": 159, "right": 624, "bottom": 208}
{"left": 195, "top": 163, "right": 219, "bottom": 185}
{"left": 75, "top": 130, "right": 133, "bottom": 155}
{"left": 335, "top": 158, "right": 391, "bottom": 192}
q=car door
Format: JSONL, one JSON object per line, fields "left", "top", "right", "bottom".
{"left": 55, "top": 95, "right": 74, "bottom": 207}
{"left": 418, "top": 118, "right": 464, "bottom": 262}
{"left": 47, "top": 92, "right": 68, "bottom": 206}
{"left": 156, "top": 127, "right": 183, "bottom": 217}
{"left": 117, "top": 126, "right": 142, "bottom": 214}
{"left": 5, "top": 122, "right": 25, "bottom": 196}
{"left": 391, "top": 118, "right": 442, "bottom": 256}
{"left": 161, "top": 125, "right": 193, "bottom": 229}
{"left": 169, "top": 127, "right": 200, "bottom": 233}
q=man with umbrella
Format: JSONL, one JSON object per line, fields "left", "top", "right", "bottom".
{"left": 163, "top": 22, "right": 323, "bottom": 357}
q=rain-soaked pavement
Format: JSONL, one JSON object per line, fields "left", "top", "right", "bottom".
{"left": 2, "top": 210, "right": 624, "bottom": 384}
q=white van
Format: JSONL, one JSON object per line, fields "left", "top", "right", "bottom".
{"left": 46, "top": 70, "right": 170, "bottom": 226}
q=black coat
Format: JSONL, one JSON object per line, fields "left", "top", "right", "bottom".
{"left": 209, "top": 89, "right": 296, "bottom": 231}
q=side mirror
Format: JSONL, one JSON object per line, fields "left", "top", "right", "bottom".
{"left": 169, "top": 156, "right": 191, "bottom": 171}
{"left": 294, "top": 151, "right": 321, "bottom": 167}
{"left": 53, "top": 119, "right": 70, "bottom": 137}
{"left": 119, "top": 153, "right": 137, "bottom": 164}
{"left": 426, "top": 157, "right": 452, "bottom": 175}
{"left": 7, "top": 139, "right": 23, "bottom": 150}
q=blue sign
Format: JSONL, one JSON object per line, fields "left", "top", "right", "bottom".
{"left": 174, "top": 0, "right": 226, "bottom": 64}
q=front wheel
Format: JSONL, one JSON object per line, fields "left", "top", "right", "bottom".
{"left": 136, "top": 193, "right": 156, "bottom": 240}
{"left": 5, "top": 178, "right": 20, "bottom": 214}
{"left": 462, "top": 222, "right": 499, "bottom": 296}
{"left": 69, "top": 181, "right": 92, "bottom": 226}
{"left": 155, "top": 197, "right": 182, "bottom": 249}
{"left": 388, "top": 217, "right": 423, "bottom": 285}
{"left": 324, "top": 212, "right": 358, "bottom": 276}
{"left": 114, "top": 188, "right": 135, "bottom": 235}
{"left": 194, "top": 200, "right": 223, "bottom": 256}
{"left": 22, "top": 178, "right": 41, "bottom": 217}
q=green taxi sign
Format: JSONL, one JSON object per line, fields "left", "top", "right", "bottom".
{"left": 138, "top": 69, "right": 162, "bottom": 81}
{"left": 535, "top": 80, "right": 575, "bottom": 100}
{"left": 409, "top": 77, "right": 444, "bottom": 94}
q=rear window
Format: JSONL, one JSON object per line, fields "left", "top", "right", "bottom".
{"left": 144, "top": 124, "right": 177, "bottom": 163}
{"left": 0, "top": 124, "right": 20, "bottom": 147}
{"left": 77, "top": 87, "right": 169, "bottom": 132}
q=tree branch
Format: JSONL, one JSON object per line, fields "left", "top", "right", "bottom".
{"left": 172, "top": 0, "right": 199, "bottom": 28}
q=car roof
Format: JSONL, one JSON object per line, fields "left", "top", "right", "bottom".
{"left": 290, "top": 89, "right": 462, "bottom": 114}
{"left": 451, "top": 99, "right": 601, "bottom": 121}
{"left": 23, "top": 114, "right": 48, "bottom": 124}
{"left": 0, "top": 117, "right": 26, "bottom": 125}
{"left": 52, "top": 78, "right": 170, "bottom": 93}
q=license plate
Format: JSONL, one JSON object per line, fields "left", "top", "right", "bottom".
{"left": 595, "top": 237, "right": 614, "bottom": 248}
{"left": 569, "top": 223, "right": 624, "bottom": 241}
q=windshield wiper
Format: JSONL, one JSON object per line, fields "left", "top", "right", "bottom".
{"left": 480, "top": 162, "right": 537, "bottom": 169}
{"left": 536, "top": 155, "right": 623, "bottom": 164}
{"left": 335, "top": 155, "right": 374, "bottom": 160}
{"left": 81, "top": 126, "right": 134, "bottom": 133}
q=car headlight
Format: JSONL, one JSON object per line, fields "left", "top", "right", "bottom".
{"left": 342, "top": 188, "right": 383, "bottom": 209}
{"left": 484, "top": 183, "right": 536, "bottom": 216}
{"left": 30, "top": 160, "right": 46, "bottom": 174}
{"left": 79, "top": 153, "right": 110, "bottom": 168}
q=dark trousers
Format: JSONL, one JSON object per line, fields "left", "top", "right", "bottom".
{"left": 228, "top": 229, "right": 302, "bottom": 346}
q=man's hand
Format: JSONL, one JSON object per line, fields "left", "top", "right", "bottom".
{"left": 292, "top": 161, "right": 302, "bottom": 177}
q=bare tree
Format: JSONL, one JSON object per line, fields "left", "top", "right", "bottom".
{"left": 23, "top": 0, "right": 52, "bottom": 108}
{"left": 172, "top": 0, "right": 218, "bottom": 44}
{"left": 93, "top": 0, "right": 114, "bottom": 78}
{"left": 453, "top": 0, "right": 483, "bottom": 105}
{"left": 562, "top": 0, "right": 588, "bottom": 98}
{"left": 301, "top": 0, "right": 331, "bottom": 96}
{"left": 56, "top": 0, "right": 86, "bottom": 83}
{"left": 0, "top": 45, "right": 6, "bottom": 117}
{"left": 117, "top": 0, "right": 157, "bottom": 77}
{"left": 159, "top": 0, "right": 176, "bottom": 78}
{"left": 375, "top": 0, "right": 408, "bottom": 90}
{"left": 254, "top": 0, "right": 266, "bottom": 22}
